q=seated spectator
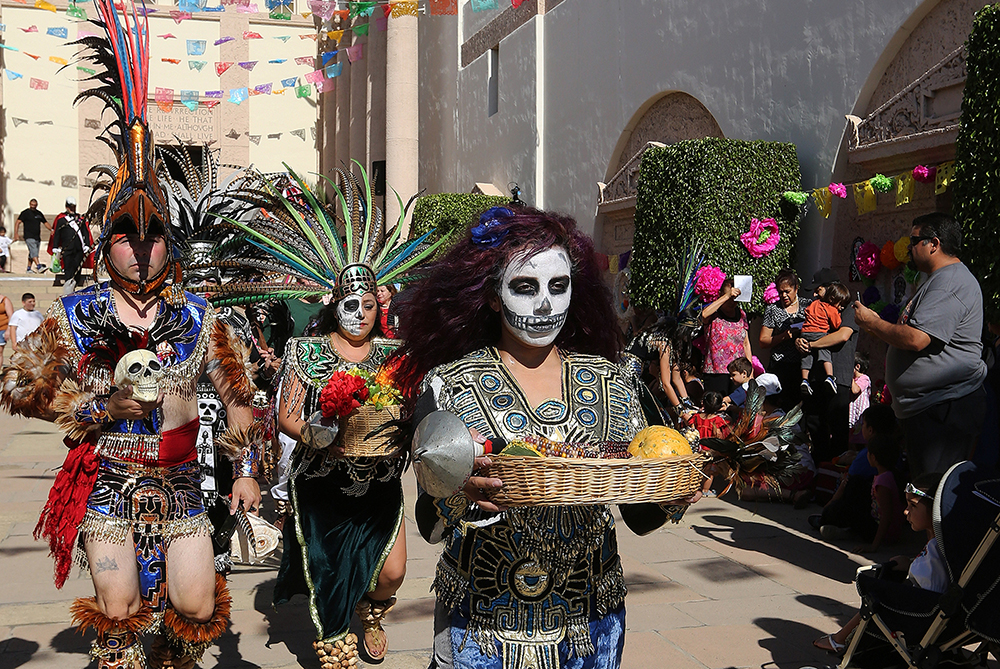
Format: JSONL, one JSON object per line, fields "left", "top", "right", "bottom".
{"left": 690, "top": 391, "right": 731, "bottom": 439}
{"left": 818, "top": 429, "right": 904, "bottom": 553}
{"left": 811, "top": 404, "right": 894, "bottom": 529}
{"left": 813, "top": 472, "right": 946, "bottom": 655}
{"left": 679, "top": 360, "right": 705, "bottom": 408}
{"left": 722, "top": 357, "right": 754, "bottom": 409}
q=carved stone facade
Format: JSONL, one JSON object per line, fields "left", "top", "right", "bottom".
{"left": 848, "top": 45, "right": 966, "bottom": 165}
{"left": 597, "top": 92, "right": 723, "bottom": 255}
{"left": 830, "top": 0, "right": 985, "bottom": 373}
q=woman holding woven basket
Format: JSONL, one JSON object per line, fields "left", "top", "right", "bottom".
{"left": 207, "top": 164, "right": 447, "bottom": 667}
{"left": 394, "top": 207, "right": 701, "bottom": 669}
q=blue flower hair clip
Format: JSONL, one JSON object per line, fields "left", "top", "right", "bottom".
{"left": 470, "top": 206, "right": 514, "bottom": 247}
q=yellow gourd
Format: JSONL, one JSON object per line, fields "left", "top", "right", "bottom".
{"left": 628, "top": 425, "right": 692, "bottom": 458}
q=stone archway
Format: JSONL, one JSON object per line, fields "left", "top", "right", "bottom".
{"left": 827, "top": 0, "right": 988, "bottom": 375}
{"left": 596, "top": 92, "right": 723, "bottom": 256}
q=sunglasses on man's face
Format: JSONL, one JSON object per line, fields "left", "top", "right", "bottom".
{"left": 905, "top": 482, "right": 933, "bottom": 500}
{"left": 908, "top": 235, "right": 935, "bottom": 249}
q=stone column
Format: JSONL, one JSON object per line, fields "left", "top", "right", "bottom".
{"left": 219, "top": 11, "right": 251, "bottom": 167}
{"left": 318, "top": 25, "right": 337, "bottom": 181}
{"left": 385, "top": 12, "right": 418, "bottom": 236}
{"left": 367, "top": 14, "right": 386, "bottom": 174}
{"left": 348, "top": 18, "right": 368, "bottom": 170}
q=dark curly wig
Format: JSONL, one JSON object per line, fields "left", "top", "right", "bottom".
{"left": 392, "top": 207, "right": 620, "bottom": 408}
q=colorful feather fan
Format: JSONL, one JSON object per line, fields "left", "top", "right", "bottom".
{"left": 200, "top": 161, "right": 450, "bottom": 306}
{"left": 700, "top": 380, "right": 805, "bottom": 494}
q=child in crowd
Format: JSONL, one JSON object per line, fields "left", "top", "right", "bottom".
{"left": 0, "top": 227, "right": 12, "bottom": 273}
{"left": 813, "top": 472, "right": 947, "bottom": 655}
{"left": 800, "top": 281, "right": 851, "bottom": 396}
{"left": 811, "top": 405, "right": 895, "bottom": 530}
{"left": 679, "top": 360, "right": 705, "bottom": 408}
{"left": 848, "top": 351, "right": 871, "bottom": 447}
{"left": 722, "top": 357, "right": 754, "bottom": 409}
{"left": 819, "top": 430, "right": 904, "bottom": 553}
{"left": 690, "top": 391, "right": 731, "bottom": 439}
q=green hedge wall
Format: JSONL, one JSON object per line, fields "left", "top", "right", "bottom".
{"left": 409, "top": 193, "right": 511, "bottom": 256}
{"left": 630, "top": 138, "right": 802, "bottom": 314}
{"left": 953, "top": 5, "right": 1000, "bottom": 322}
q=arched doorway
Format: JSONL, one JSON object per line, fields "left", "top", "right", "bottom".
{"left": 595, "top": 92, "right": 723, "bottom": 257}
{"left": 827, "top": 0, "right": 988, "bottom": 372}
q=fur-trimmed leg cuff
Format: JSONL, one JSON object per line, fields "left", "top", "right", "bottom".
{"left": 157, "top": 574, "right": 231, "bottom": 664}
{"left": 70, "top": 597, "right": 153, "bottom": 669}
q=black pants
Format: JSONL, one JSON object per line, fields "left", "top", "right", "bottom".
{"left": 703, "top": 373, "right": 733, "bottom": 396}
{"left": 900, "top": 385, "right": 987, "bottom": 477}
{"left": 803, "top": 381, "right": 853, "bottom": 464}
{"left": 821, "top": 474, "right": 877, "bottom": 541}
{"left": 769, "top": 352, "right": 803, "bottom": 411}
{"left": 61, "top": 249, "right": 84, "bottom": 284}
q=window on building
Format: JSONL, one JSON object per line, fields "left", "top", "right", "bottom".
{"left": 488, "top": 46, "right": 499, "bottom": 117}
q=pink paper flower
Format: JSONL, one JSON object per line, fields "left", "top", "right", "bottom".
{"left": 912, "top": 165, "right": 936, "bottom": 184}
{"left": 694, "top": 265, "right": 726, "bottom": 302}
{"left": 855, "top": 241, "right": 882, "bottom": 279}
{"left": 829, "top": 183, "right": 847, "bottom": 198}
{"left": 739, "top": 218, "right": 781, "bottom": 259}
{"left": 763, "top": 282, "right": 780, "bottom": 304}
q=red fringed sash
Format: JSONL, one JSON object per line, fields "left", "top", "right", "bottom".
{"left": 33, "top": 436, "right": 99, "bottom": 589}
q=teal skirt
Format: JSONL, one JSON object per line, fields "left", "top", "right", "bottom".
{"left": 274, "top": 453, "right": 403, "bottom": 642}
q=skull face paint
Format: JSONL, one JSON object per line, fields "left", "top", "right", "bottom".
{"left": 335, "top": 292, "right": 378, "bottom": 340}
{"left": 499, "top": 246, "right": 572, "bottom": 348}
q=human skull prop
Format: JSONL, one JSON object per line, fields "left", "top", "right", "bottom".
{"left": 113, "top": 350, "right": 163, "bottom": 402}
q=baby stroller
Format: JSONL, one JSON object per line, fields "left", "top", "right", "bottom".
{"left": 839, "top": 461, "right": 1000, "bottom": 669}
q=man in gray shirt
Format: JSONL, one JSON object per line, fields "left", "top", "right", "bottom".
{"left": 855, "top": 212, "right": 987, "bottom": 476}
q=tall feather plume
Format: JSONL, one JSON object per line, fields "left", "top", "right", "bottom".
{"left": 198, "top": 162, "right": 453, "bottom": 305}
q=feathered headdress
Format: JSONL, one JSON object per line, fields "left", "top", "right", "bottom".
{"left": 157, "top": 144, "right": 257, "bottom": 286}
{"left": 201, "top": 161, "right": 448, "bottom": 307}
{"left": 700, "top": 380, "right": 804, "bottom": 495}
{"left": 71, "top": 0, "right": 173, "bottom": 295}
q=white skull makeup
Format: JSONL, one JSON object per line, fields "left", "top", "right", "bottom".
{"left": 336, "top": 295, "right": 365, "bottom": 336}
{"left": 499, "top": 246, "right": 572, "bottom": 348}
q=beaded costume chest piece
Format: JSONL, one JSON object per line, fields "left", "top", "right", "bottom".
{"left": 425, "top": 348, "right": 647, "bottom": 669}
{"left": 52, "top": 282, "right": 215, "bottom": 464}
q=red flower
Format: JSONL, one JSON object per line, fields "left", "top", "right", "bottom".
{"left": 319, "top": 371, "right": 370, "bottom": 418}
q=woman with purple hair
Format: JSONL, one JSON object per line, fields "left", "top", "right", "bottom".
{"left": 394, "top": 207, "right": 699, "bottom": 669}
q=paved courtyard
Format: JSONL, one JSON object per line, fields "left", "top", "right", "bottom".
{"left": 0, "top": 409, "right": 933, "bottom": 669}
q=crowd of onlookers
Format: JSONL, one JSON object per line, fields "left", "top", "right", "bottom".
{"left": 637, "top": 211, "right": 999, "bottom": 657}
{"left": 643, "top": 212, "right": 996, "bottom": 515}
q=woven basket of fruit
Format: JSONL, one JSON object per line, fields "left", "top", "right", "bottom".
{"left": 486, "top": 427, "right": 708, "bottom": 506}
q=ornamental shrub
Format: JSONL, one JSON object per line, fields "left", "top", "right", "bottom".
{"left": 630, "top": 138, "right": 802, "bottom": 314}
{"left": 953, "top": 5, "right": 1000, "bottom": 322}
{"left": 409, "top": 193, "right": 511, "bottom": 256}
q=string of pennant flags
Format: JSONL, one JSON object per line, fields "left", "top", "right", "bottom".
{"left": 1, "top": 0, "right": 536, "bottom": 103}
{"left": 781, "top": 161, "right": 956, "bottom": 218}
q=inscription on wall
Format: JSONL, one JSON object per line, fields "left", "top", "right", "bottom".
{"left": 148, "top": 104, "right": 220, "bottom": 144}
